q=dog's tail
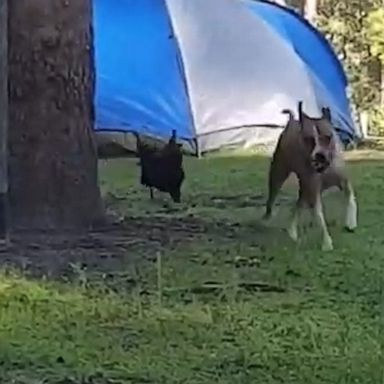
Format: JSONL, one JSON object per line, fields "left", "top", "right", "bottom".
{"left": 281, "top": 109, "right": 295, "bottom": 121}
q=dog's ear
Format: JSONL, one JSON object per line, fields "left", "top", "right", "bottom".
{"left": 321, "top": 107, "right": 331, "bottom": 121}
{"left": 298, "top": 101, "right": 306, "bottom": 126}
{"left": 298, "top": 101, "right": 315, "bottom": 135}
{"left": 298, "top": 101, "right": 305, "bottom": 117}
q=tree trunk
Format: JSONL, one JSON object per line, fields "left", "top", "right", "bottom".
{"left": 0, "top": 0, "right": 8, "bottom": 242}
{"left": 8, "top": 1, "right": 104, "bottom": 230}
{"left": 296, "top": 0, "right": 306, "bottom": 15}
{"left": 304, "top": 0, "right": 318, "bottom": 23}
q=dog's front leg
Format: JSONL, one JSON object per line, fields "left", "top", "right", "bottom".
{"left": 344, "top": 180, "right": 357, "bottom": 232}
{"left": 287, "top": 198, "right": 303, "bottom": 242}
{"left": 313, "top": 196, "right": 333, "bottom": 251}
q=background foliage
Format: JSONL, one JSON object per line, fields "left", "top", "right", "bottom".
{"left": 284, "top": 0, "right": 384, "bottom": 136}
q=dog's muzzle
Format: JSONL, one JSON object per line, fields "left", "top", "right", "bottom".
{"left": 312, "top": 153, "right": 330, "bottom": 173}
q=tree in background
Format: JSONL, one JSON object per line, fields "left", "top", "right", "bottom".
{"left": 8, "top": 1, "right": 104, "bottom": 230}
{"left": 317, "top": 0, "right": 384, "bottom": 135}
{"left": 365, "top": 6, "right": 384, "bottom": 133}
{"left": 281, "top": 0, "right": 384, "bottom": 135}
{"left": 366, "top": 6, "right": 384, "bottom": 105}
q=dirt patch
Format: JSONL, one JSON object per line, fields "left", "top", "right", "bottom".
{"left": 0, "top": 215, "right": 240, "bottom": 280}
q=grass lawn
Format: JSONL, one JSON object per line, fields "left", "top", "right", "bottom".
{"left": 1, "top": 149, "right": 384, "bottom": 383}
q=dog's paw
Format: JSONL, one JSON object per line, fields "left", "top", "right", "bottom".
{"left": 344, "top": 214, "right": 357, "bottom": 232}
{"left": 287, "top": 224, "right": 298, "bottom": 242}
{"left": 321, "top": 236, "right": 334, "bottom": 252}
{"left": 345, "top": 194, "right": 357, "bottom": 231}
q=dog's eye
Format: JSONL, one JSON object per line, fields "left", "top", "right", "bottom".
{"left": 303, "top": 136, "right": 315, "bottom": 148}
{"left": 320, "top": 135, "right": 332, "bottom": 145}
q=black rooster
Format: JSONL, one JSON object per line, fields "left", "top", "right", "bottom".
{"left": 135, "top": 130, "right": 185, "bottom": 202}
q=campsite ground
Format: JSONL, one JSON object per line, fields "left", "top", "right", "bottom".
{"left": 0, "top": 149, "right": 384, "bottom": 383}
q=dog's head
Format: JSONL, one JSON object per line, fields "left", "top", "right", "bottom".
{"left": 298, "top": 102, "right": 335, "bottom": 173}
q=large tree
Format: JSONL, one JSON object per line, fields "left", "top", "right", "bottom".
{"left": 7, "top": 1, "right": 104, "bottom": 230}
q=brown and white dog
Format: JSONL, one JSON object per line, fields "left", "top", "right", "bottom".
{"left": 263, "top": 101, "right": 357, "bottom": 251}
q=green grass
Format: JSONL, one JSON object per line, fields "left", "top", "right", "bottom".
{"left": 1, "top": 150, "right": 384, "bottom": 383}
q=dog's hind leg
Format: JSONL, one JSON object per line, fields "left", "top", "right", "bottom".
{"left": 324, "top": 171, "right": 357, "bottom": 232}
{"left": 263, "top": 156, "right": 290, "bottom": 220}
{"left": 302, "top": 176, "right": 333, "bottom": 251}
{"left": 149, "top": 187, "right": 154, "bottom": 200}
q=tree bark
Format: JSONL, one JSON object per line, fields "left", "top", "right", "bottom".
{"left": 304, "top": 0, "right": 318, "bottom": 23}
{"left": 0, "top": 0, "right": 9, "bottom": 242}
{"left": 290, "top": 0, "right": 306, "bottom": 15}
{"left": 381, "top": 63, "right": 384, "bottom": 107}
{"left": 8, "top": 1, "right": 104, "bottom": 230}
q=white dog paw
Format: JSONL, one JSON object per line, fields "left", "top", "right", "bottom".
{"left": 287, "top": 224, "right": 298, "bottom": 242}
{"left": 322, "top": 235, "right": 334, "bottom": 252}
{"left": 345, "top": 195, "right": 357, "bottom": 232}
